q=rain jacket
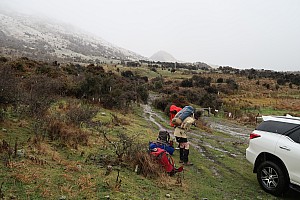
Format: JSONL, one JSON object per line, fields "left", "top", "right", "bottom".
{"left": 169, "top": 105, "right": 182, "bottom": 127}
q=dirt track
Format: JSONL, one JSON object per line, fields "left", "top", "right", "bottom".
{"left": 142, "top": 103, "right": 250, "bottom": 159}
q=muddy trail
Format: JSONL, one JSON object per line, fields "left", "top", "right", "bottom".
{"left": 142, "top": 103, "right": 251, "bottom": 159}
{"left": 142, "top": 102, "right": 255, "bottom": 180}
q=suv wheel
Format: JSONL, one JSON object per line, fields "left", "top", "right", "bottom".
{"left": 257, "top": 161, "right": 288, "bottom": 196}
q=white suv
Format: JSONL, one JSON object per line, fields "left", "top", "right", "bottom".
{"left": 246, "top": 115, "right": 300, "bottom": 196}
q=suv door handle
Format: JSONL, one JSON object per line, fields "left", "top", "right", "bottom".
{"left": 279, "top": 146, "right": 291, "bottom": 151}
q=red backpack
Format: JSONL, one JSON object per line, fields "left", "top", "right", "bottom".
{"left": 169, "top": 105, "right": 182, "bottom": 127}
{"left": 150, "top": 147, "right": 183, "bottom": 176}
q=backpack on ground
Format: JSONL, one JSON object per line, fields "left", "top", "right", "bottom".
{"left": 172, "top": 106, "right": 194, "bottom": 126}
{"left": 149, "top": 141, "right": 175, "bottom": 155}
{"left": 150, "top": 130, "right": 174, "bottom": 155}
{"left": 149, "top": 147, "right": 183, "bottom": 176}
{"left": 157, "top": 130, "right": 170, "bottom": 144}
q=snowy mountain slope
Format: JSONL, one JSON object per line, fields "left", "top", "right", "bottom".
{"left": 0, "top": 11, "right": 146, "bottom": 62}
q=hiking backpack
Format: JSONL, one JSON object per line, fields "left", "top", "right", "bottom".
{"left": 169, "top": 105, "right": 182, "bottom": 127}
{"left": 149, "top": 141, "right": 175, "bottom": 155}
{"left": 157, "top": 130, "right": 170, "bottom": 144}
{"left": 172, "top": 106, "right": 194, "bottom": 126}
{"left": 149, "top": 147, "right": 183, "bottom": 176}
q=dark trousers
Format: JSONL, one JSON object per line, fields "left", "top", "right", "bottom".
{"left": 176, "top": 137, "right": 189, "bottom": 163}
{"left": 180, "top": 148, "right": 189, "bottom": 163}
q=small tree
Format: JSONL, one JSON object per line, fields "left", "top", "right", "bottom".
{"left": 216, "top": 78, "right": 224, "bottom": 83}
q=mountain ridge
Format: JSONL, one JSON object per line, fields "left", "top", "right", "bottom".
{"left": 150, "top": 50, "right": 177, "bottom": 62}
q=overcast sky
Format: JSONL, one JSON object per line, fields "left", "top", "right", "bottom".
{"left": 1, "top": 0, "right": 300, "bottom": 71}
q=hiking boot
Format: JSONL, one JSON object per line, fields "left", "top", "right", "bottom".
{"left": 183, "top": 162, "right": 193, "bottom": 166}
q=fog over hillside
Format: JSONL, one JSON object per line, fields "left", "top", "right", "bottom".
{"left": 0, "top": 10, "right": 146, "bottom": 63}
{"left": 1, "top": 0, "right": 300, "bottom": 71}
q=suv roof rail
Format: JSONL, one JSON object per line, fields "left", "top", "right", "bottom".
{"left": 262, "top": 115, "right": 300, "bottom": 122}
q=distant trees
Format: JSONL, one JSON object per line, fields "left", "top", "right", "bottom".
{"left": 238, "top": 68, "right": 300, "bottom": 87}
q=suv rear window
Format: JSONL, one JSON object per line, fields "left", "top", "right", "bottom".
{"left": 256, "top": 121, "right": 299, "bottom": 135}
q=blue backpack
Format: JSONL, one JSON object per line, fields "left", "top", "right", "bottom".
{"left": 174, "top": 106, "right": 194, "bottom": 122}
{"left": 149, "top": 141, "right": 175, "bottom": 155}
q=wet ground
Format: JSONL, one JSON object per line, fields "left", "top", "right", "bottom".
{"left": 142, "top": 103, "right": 300, "bottom": 199}
{"left": 142, "top": 103, "right": 249, "bottom": 158}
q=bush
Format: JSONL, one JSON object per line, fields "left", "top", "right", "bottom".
{"left": 136, "top": 85, "right": 148, "bottom": 104}
{"left": 180, "top": 79, "right": 193, "bottom": 87}
{"left": 0, "top": 66, "right": 20, "bottom": 106}
{"left": 22, "top": 75, "right": 64, "bottom": 117}
{"left": 151, "top": 67, "right": 157, "bottom": 72}
{"left": 0, "top": 109, "right": 5, "bottom": 122}
{"left": 192, "top": 75, "right": 211, "bottom": 87}
{"left": 153, "top": 98, "right": 169, "bottom": 111}
{"left": 216, "top": 78, "right": 223, "bottom": 83}
{"left": 47, "top": 120, "right": 89, "bottom": 148}
{"left": 226, "top": 78, "right": 239, "bottom": 90}
{"left": 0, "top": 57, "right": 8, "bottom": 62}
{"left": 121, "top": 70, "right": 134, "bottom": 78}
{"left": 66, "top": 103, "right": 98, "bottom": 126}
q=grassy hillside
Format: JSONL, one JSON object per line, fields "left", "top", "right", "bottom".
{"left": 1, "top": 56, "right": 299, "bottom": 199}
{"left": 1, "top": 100, "right": 280, "bottom": 200}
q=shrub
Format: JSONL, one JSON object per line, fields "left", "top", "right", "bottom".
{"left": 0, "top": 109, "right": 5, "bottom": 122}
{"left": 153, "top": 98, "right": 169, "bottom": 111}
{"left": 137, "top": 84, "right": 149, "bottom": 103}
{"left": 205, "top": 86, "right": 218, "bottom": 94}
{"left": 216, "top": 78, "right": 223, "bottom": 83}
{"left": 66, "top": 103, "right": 98, "bottom": 126}
{"left": 151, "top": 67, "right": 157, "bottom": 72}
{"left": 47, "top": 120, "right": 89, "bottom": 148}
{"left": 226, "top": 78, "right": 239, "bottom": 90}
{"left": 0, "top": 57, "right": 8, "bottom": 62}
{"left": 149, "top": 77, "right": 164, "bottom": 91}
{"left": 0, "top": 66, "right": 20, "bottom": 106}
{"left": 121, "top": 70, "right": 134, "bottom": 78}
{"left": 180, "top": 79, "right": 193, "bottom": 87}
{"left": 262, "top": 83, "right": 270, "bottom": 90}
{"left": 21, "top": 75, "right": 64, "bottom": 117}
{"left": 192, "top": 75, "right": 211, "bottom": 87}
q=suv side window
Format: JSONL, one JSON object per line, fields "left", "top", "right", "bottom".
{"left": 287, "top": 129, "right": 300, "bottom": 143}
{"left": 256, "top": 121, "right": 299, "bottom": 135}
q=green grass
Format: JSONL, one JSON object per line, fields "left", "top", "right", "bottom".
{"left": 0, "top": 100, "right": 290, "bottom": 200}
{"left": 258, "top": 107, "right": 299, "bottom": 116}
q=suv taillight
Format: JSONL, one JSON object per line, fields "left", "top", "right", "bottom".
{"left": 250, "top": 133, "right": 261, "bottom": 139}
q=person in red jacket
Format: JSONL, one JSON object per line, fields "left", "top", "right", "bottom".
{"left": 169, "top": 105, "right": 182, "bottom": 127}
